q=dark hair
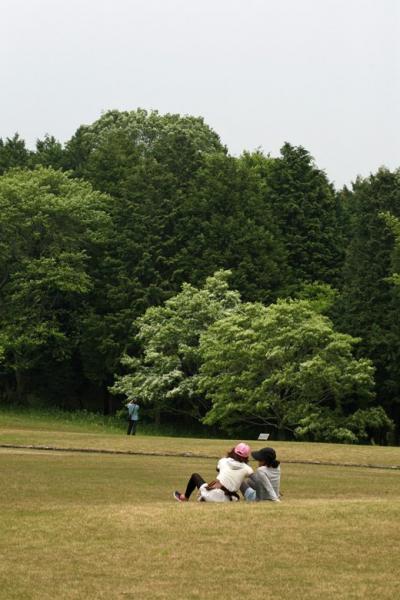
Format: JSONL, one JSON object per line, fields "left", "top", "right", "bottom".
{"left": 252, "top": 447, "right": 280, "bottom": 468}
{"left": 226, "top": 448, "right": 249, "bottom": 464}
{"left": 258, "top": 458, "right": 280, "bottom": 468}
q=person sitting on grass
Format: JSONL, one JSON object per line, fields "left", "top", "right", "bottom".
{"left": 240, "top": 447, "right": 281, "bottom": 502}
{"left": 174, "top": 443, "right": 253, "bottom": 503}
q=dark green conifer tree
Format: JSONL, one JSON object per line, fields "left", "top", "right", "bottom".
{"left": 33, "top": 135, "right": 65, "bottom": 169}
{"left": 264, "top": 143, "right": 344, "bottom": 289}
{"left": 338, "top": 168, "right": 400, "bottom": 439}
{"left": 0, "top": 134, "right": 31, "bottom": 174}
{"left": 61, "top": 110, "right": 289, "bottom": 382}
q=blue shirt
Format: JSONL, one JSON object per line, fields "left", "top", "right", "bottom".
{"left": 127, "top": 402, "right": 139, "bottom": 421}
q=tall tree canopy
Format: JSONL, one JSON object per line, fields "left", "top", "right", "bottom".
{"left": 0, "top": 134, "right": 31, "bottom": 174}
{"left": 62, "top": 109, "right": 289, "bottom": 327}
{"left": 384, "top": 212, "right": 400, "bottom": 287}
{"left": 63, "top": 110, "right": 227, "bottom": 313}
{"left": 64, "top": 108, "right": 225, "bottom": 187}
{"left": 0, "top": 110, "right": 399, "bottom": 442}
{"left": 338, "top": 168, "right": 400, "bottom": 435}
{"left": 0, "top": 167, "right": 112, "bottom": 406}
{"left": 264, "top": 143, "right": 344, "bottom": 288}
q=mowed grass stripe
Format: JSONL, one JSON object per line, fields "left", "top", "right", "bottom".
{"left": 1, "top": 442, "right": 400, "bottom": 470}
{"left": 1, "top": 425, "right": 400, "bottom": 467}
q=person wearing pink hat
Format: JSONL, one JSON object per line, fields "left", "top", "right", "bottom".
{"left": 174, "top": 443, "right": 253, "bottom": 502}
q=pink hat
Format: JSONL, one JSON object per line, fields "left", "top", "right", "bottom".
{"left": 234, "top": 443, "right": 251, "bottom": 458}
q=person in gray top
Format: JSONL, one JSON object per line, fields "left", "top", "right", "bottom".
{"left": 126, "top": 399, "right": 139, "bottom": 435}
{"left": 241, "top": 447, "right": 281, "bottom": 502}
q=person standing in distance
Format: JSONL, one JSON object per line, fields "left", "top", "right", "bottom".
{"left": 126, "top": 398, "right": 139, "bottom": 435}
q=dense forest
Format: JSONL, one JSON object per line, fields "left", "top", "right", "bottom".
{"left": 1, "top": 109, "right": 399, "bottom": 443}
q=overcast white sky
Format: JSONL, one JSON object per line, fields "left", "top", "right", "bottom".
{"left": 1, "top": 0, "right": 399, "bottom": 187}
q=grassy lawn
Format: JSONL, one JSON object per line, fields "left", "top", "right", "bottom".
{"left": 1, "top": 415, "right": 400, "bottom": 599}
{"left": 1, "top": 409, "right": 400, "bottom": 467}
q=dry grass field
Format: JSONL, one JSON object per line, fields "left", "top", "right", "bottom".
{"left": 1, "top": 414, "right": 400, "bottom": 599}
{"left": 1, "top": 410, "right": 400, "bottom": 468}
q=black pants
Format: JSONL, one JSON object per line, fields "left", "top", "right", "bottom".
{"left": 127, "top": 420, "right": 137, "bottom": 435}
{"left": 184, "top": 473, "right": 206, "bottom": 499}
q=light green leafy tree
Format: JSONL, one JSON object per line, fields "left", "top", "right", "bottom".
{"left": 295, "top": 406, "right": 394, "bottom": 444}
{"left": 294, "top": 281, "right": 339, "bottom": 315}
{"left": 111, "top": 271, "right": 240, "bottom": 423}
{"left": 199, "top": 300, "right": 379, "bottom": 440}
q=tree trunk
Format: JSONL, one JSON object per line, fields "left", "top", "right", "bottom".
{"left": 102, "top": 385, "right": 114, "bottom": 415}
{"left": 276, "top": 427, "right": 287, "bottom": 441}
{"left": 15, "top": 368, "right": 25, "bottom": 402}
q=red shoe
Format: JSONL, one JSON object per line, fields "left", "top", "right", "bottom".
{"left": 173, "top": 491, "right": 187, "bottom": 502}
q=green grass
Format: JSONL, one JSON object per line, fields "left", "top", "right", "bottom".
{"left": 0, "top": 406, "right": 212, "bottom": 437}
{"left": 1, "top": 408, "right": 400, "bottom": 467}
{"left": 1, "top": 412, "right": 400, "bottom": 599}
{"left": 0, "top": 406, "right": 131, "bottom": 433}
{"left": 2, "top": 427, "right": 400, "bottom": 467}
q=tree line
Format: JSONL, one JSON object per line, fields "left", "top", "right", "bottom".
{"left": 0, "top": 109, "right": 399, "bottom": 443}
